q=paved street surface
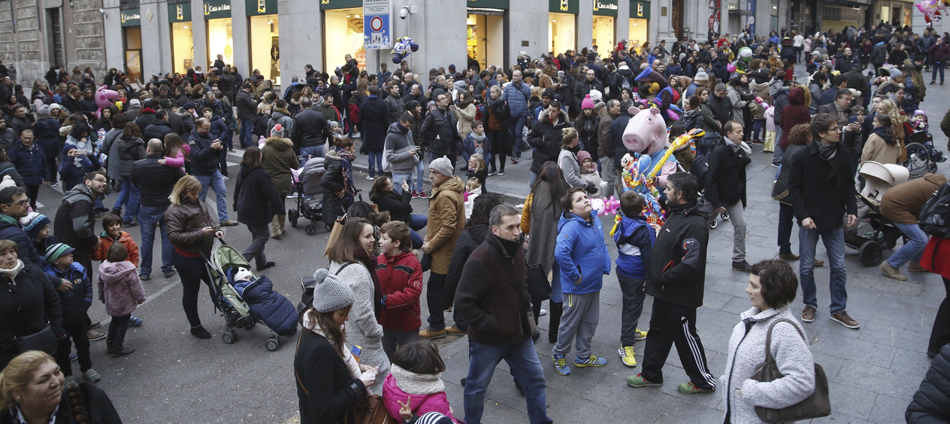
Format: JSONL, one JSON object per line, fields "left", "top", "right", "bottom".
{"left": 34, "top": 71, "right": 948, "bottom": 423}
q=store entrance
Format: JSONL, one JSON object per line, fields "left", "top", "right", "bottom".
{"left": 207, "top": 18, "right": 233, "bottom": 69}
{"left": 324, "top": 8, "right": 364, "bottom": 72}
{"left": 593, "top": 15, "right": 615, "bottom": 58}
{"left": 549, "top": 13, "right": 577, "bottom": 55}
{"left": 123, "top": 27, "right": 142, "bottom": 83}
{"left": 466, "top": 10, "right": 505, "bottom": 72}
{"left": 249, "top": 15, "right": 280, "bottom": 84}
{"left": 171, "top": 22, "right": 194, "bottom": 74}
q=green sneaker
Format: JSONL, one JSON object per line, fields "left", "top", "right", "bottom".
{"left": 552, "top": 354, "right": 571, "bottom": 376}
{"left": 63, "top": 376, "right": 77, "bottom": 388}
{"left": 627, "top": 374, "right": 662, "bottom": 388}
{"left": 678, "top": 381, "right": 714, "bottom": 394}
{"left": 82, "top": 368, "right": 101, "bottom": 383}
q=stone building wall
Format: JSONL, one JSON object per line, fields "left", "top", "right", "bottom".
{"left": 63, "top": 0, "right": 107, "bottom": 82}
{"left": 0, "top": 0, "right": 49, "bottom": 86}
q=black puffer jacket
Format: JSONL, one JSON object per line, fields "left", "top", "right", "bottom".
{"left": 646, "top": 200, "right": 709, "bottom": 308}
{"left": 131, "top": 154, "right": 184, "bottom": 207}
{"left": 0, "top": 215, "right": 43, "bottom": 265}
{"left": 527, "top": 109, "right": 569, "bottom": 174}
{"left": 906, "top": 344, "right": 950, "bottom": 423}
{"left": 320, "top": 149, "right": 352, "bottom": 226}
{"left": 0, "top": 262, "right": 63, "bottom": 370}
{"left": 233, "top": 166, "right": 284, "bottom": 226}
{"left": 705, "top": 141, "right": 751, "bottom": 209}
{"left": 370, "top": 190, "right": 412, "bottom": 224}
{"left": 143, "top": 120, "right": 173, "bottom": 142}
{"left": 293, "top": 108, "right": 329, "bottom": 149}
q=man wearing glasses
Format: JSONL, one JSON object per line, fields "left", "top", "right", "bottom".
{"left": 54, "top": 172, "right": 106, "bottom": 274}
{"left": 0, "top": 186, "right": 45, "bottom": 265}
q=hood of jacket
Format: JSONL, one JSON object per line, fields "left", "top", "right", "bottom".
{"left": 264, "top": 136, "right": 293, "bottom": 151}
{"left": 557, "top": 209, "right": 600, "bottom": 233}
{"left": 62, "top": 183, "right": 95, "bottom": 206}
{"left": 272, "top": 109, "right": 291, "bottom": 120}
{"left": 98, "top": 260, "right": 137, "bottom": 282}
{"left": 538, "top": 108, "right": 568, "bottom": 125}
{"left": 387, "top": 121, "right": 410, "bottom": 135}
{"left": 389, "top": 364, "right": 445, "bottom": 395}
{"left": 668, "top": 199, "right": 708, "bottom": 219}
{"left": 788, "top": 87, "right": 805, "bottom": 105}
{"left": 433, "top": 175, "right": 464, "bottom": 197}
{"left": 325, "top": 148, "right": 342, "bottom": 161}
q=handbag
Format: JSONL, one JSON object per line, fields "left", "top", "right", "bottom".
{"left": 15, "top": 324, "right": 58, "bottom": 356}
{"left": 335, "top": 394, "right": 391, "bottom": 424}
{"left": 526, "top": 264, "right": 551, "bottom": 301}
{"left": 751, "top": 318, "right": 831, "bottom": 423}
{"left": 323, "top": 214, "right": 347, "bottom": 257}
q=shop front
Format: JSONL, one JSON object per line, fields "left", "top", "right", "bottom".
{"left": 121, "top": 8, "right": 143, "bottom": 82}
{"left": 628, "top": 1, "right": 649, "bottom": 52}
{"left": 873, "top": 0, "right": 910, "bottom": 27}
{"left": 321, "top": 0, "right": 365, "bottom": 72}
{"left": 247, "top": 0, "right": 280, "bottom": 84}
{"left": 550, "top": 0, "right": 578, "bottom": 55}
{"left": 204, "top": 0, "right": 233, "bottom": 68}
{"left": 593, "top": 0, "right": 617, "bottom": 57}
{"left": 467, "top": 0, "right": 508, "bottom": 71}
{"left": 169, "top": 2, "right": 194, "bottom": 74}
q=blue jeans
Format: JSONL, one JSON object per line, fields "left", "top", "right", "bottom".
{"left": 195, "top": 171, "right": 230, "bottom": 223}
{"left": 887, "top": 223, "right": 928, "bottom": 268}
{"left": 771, "top": 128, "right": 784, "bottom": 164}
{"left": 528, "top": 171, "right": 537, "bottom": 189}
{"left": 799, "top": 226, "right": 848, "bottom": 314}
{"left": 300, "top": 145, "right": 324, "bottom": 161}
{"left": 932, "top": 61, "right": 945, "bottom": 83}
{"left": 509, "top": 115, "right": 527, "bottom": 158}
{"left": 240, "top": 118, "right": 253, "bottom": 148}
{"left": 367, "top": 150, "right": 383, "bottom": 177}
{"left": 138, "top": 205, "right": 174, "bottom": 277}
{"left": 464, "top": 337, "right": 552, "bottom": 424}
{"left": 117, "top": 179, "right": 140, "bottom": 223}
{"left": 413, "top": 160, "right": 425, "bottom": 191}
{"left": 753, "top": 119, "right": 764, "bottom": 142}
{"left": 407, "top": 214, "right": 427, "bottom": 249}
{"left": 392, "top": 173, "right": 412, "bottom": 195}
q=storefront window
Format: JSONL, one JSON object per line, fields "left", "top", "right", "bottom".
{"left": 771, "top": 0, "right": 778, "bottom": 34}
{"left": 249, "top": 15, "right": 280, "bottom": 84}
{"left": 629, "top": 19, "right": 647, "bottom": 52}
{"left": 549, "top": 13, "right": 576, "bottom": 55}
{"left": 593, "top": 16, "right": 615, "bottom": 57}
{"left": 467, "top": 12, "right": 504, "bottom": 71}
{"left": 324, "top": 8, "right": 364, "bottom": 71}
{"left": 207, "top": 18, "right": 233, "bottom": 68}
{"left": 124, "top": 27, "right": 142, "bottom": 83}
{"left": 171, "top": 22, "right": 194, "bottom": 74}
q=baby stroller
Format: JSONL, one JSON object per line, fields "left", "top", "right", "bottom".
{"left": 203, "top": 242, "right": 298, "bottom": 351}
{"left": 288, "top": 156, "right": 327, "bottom": 235}
{"left": 904, "top": 137, "right": 943, "bottom": 179}
{"left": 844, "top": 162, "right": 909, "bottom": 266}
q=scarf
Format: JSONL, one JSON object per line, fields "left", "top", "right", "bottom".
{"left": 724, "top": 137, "right": 740, "bottom": 152}
{"left": 0, "top": 260, "right": 23, "bottom": 281}
{"left": 310, "top": 320, "right": 361, "bottom": 380}
{"left": 497, "top": 234, "right": 524, "bottom": 258}
{"left": 9, "top": 404, "right": 58, "bottom": 424}
{"left": 353, "top": 247, "right": 384, "bottom": 319}
{"left": 818, "top": 142, "right": 837, "bottom": 162}
{"left": 871, "top": 126, "right": 895, "bottom": 145}
{"left": 390, "top": 364, "right": 446, "bottom": 395}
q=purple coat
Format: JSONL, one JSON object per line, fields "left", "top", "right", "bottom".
{"left": 97, "top": 261, "right": 146, "bottom": 316}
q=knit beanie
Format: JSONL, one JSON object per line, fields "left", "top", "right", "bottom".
{"left": 914, "top": 109, "right": 927, "bottom": 118}
{"left": 416, "top": 412, "right": 454, "bottom": 424}
{"left": 233, "top": 267, "right": 254, "bottom": 282}
{"left": 695, "top": 69, "right": 709, "bottom": 81}
{"left": 542, "top": 88, "right": 556, "bottom": 99}
{"left": 44, "top": 243, "right": 75, "bottom": 265}
{"left": 0, "top": 176, "right": 15, "bottom": 191}
{"left": 38, "top": 105, "right": 50, "bottom": 116}
{"left": 589, "top": 89, "right": 603, "bottom": 103}
{"left": 182, "top": 102, "right": 196, "bottom": 110}
{"left": 20, "top": 212, "right": 50, "bottom": 241}
{"left": 429, "top": 156, "right": 454, "bottom": 178}
{"left": 312, "top": 269, "right": 355, "bottom": 313}
{"left": 581, "top": 94, "right": 594, "bottom": 110}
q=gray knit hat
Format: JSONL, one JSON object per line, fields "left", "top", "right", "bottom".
{"left": 429, "top": 155, "right": 454, "bottom": 177}
{"left": 312, "top": 269, "right": 355, "bottom": 313}
{"left": 694, "top": 69, "right": 709, "bottom": 81}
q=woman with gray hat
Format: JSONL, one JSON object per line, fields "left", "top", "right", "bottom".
{"left": 295, "top": 270, "right": 378, "bottom": 423}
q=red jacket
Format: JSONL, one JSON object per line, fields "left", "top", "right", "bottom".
{"left": 376, "top": 251, "right": 423, "bottom": 331}
{"left": 921, "top": 237, "right": 950, "bottom": 279}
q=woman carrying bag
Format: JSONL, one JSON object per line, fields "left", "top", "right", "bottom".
{"left": 233, "top": 146, "right": 283, "bottom": 271}
{"left": 0, "top": 239, "right": 63, "bottom": 370}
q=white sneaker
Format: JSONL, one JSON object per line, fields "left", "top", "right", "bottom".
{"left": 539, "top": 309, "right": 547, "bottom": 316}
{"left": 287, "top": 193, "right": 299, "bottom": 199}
{"left": 366, "top": 175, "right": 374, "bottom": 181}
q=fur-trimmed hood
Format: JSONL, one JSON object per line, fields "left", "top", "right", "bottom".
{"left": 264, "top": 136, "right": 293, "bottom": 151}
{"left": 538, "top": 108, "right": 568, "bottom": 124}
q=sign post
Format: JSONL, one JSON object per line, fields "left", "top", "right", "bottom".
{"left": 363, "top": 0, "right": 392, "bottom": 49}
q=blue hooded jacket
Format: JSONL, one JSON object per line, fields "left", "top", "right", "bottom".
{"left": 555, "top": 209, "right": 611, "bottom": 294}
{"left": 613, "top": 215, "right": 655, "bottom": 280}
{"left": 43, "top": 261, "right": 92, "bottom": 318}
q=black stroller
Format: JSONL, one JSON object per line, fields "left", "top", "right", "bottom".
{"left": 288, "top": 156, "right": 327, "bottom": 235}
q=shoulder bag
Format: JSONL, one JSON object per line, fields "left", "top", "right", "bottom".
{"left": 526, "top": 264, "right": 550, "bottom": 301}
{"left": 751, "top": 318, "right": 831, "bottom": 423}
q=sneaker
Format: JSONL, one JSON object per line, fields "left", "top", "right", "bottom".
{"left": 69, "top": 352, "right": 77, "bottom": 362}
{"left": 222, "top": 176, "right": 229, "bottom": 181}
{"left": 678, "top": 381, "right": 714, "bottom": 394}
{"left": 488, "top": 171, "right": 497, "bottom": 176}
{"left": 634, "top": 328, "right": 648, "bottom": 341}
{"left": 909, "top": 262, "right": 928, "bottom": 272}
{"left": 88, "top": 320, "right": 101, "bottom": 329}
{"left": 287, "top": 192, "right": 299, "bottom": 199}
{"left": 879, "top": 261, "right": 908, "bottom": 281}
{"left": 139, "top": 274, "right": 150, "bottom": 281}
{"left": 445, "top": 325, "right": 466, "bottom": 334}
{"left": 86, "top": 329, "right": 105, "bottom": 341}
{"left": 164, "top": 270, "right": 177, "bottom": 279}
{"left": 366, "top": 175, "right": 375, "bottom": 181}
{"left": 574, "top": 355, "right": 607, "bottom": 367}
{"left": 626, "top": 374, "right": 661, "bottom": 388}
{"left": 419, "top": 328, "right": 446, "bottom": 339}
{"left": 220, "top": 220, "right": 240, "bottom": 227}
{"left": 497, "top": 171, "right": 505, "bottom": 176}
{"left": 539, "top": 309, "right": 547, "bottom": 316}
{"left": 50, "top": 182, "right": 59, "bottom": 187}
{"left": 801, "top": 305, "right": 816, "bottom": 323}
{"left": 82, "top": 368, "right": 101, "bottom": 383}
{"left": 129, "top": 316, "right": 143, "bottom": 327}
{"left": 511, "top": 158, "right": 519, "bottom": 164}
{"left": 619, "top": 346, "right": 638, "bottom": 367}
{"left": 779, "top": 253, "right": 800, "bottom": 261}
{"left": 830, "top": 311, "right": 860, "bottom": 329}
{"left": 732, "top": 260, "right": 753, "bottom": 272}
{"left": 418, "top": 191, "right": 428, "bottom": 199}
{"left": 190, "top": 325, "right": 212, "bottom": 339}
{"left": 552, "top": 354, "right": 572, "bottom": 376}
{"left": 411, "top": 190, "right": 419, "bottom": 199}
{"left": 64, "top": 376, "right": 77, "bottom": 388}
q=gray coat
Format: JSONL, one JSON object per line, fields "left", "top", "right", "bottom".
{"left": 383, "top": 94, "right": 404, "bottom": 124}
{"left": 383, "top": 122, "right": 418, "bottom": 175}
{"left": 557, "top": 148, "right": 585, "bottom": 189}
{"left": 720, "top": 307, "right": 816, "bottom": 424}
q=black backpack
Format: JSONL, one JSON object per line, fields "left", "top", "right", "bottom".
{"left": 918, "top": 183, "right": 950, "bottom": 239}
{"left": 691, "top": 155, "right": 709, "bottom": 192}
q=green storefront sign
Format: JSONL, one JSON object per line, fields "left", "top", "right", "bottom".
{"left": 168, "top": 2, "right": 192, "bottom": 23}
{"left": 549, "top": 0, "right": 579, "bottom": 14}
{"left": 630, "top": 0, "right": 650, "bottom": 19}
{"left": 593, "top": 0, "right": 618, "bottom": 17}
{"left": 120, "top": 8, "right": 141, "bottom": 27}
{"left": 247, "top": 0, "right": 278, "bottom": 16}
{"left": 320, "top": 0, "right": 362, "bottom": 10}
{"left": 467, "top": 0, "right": 509, "bottom": 9}
{"left": 204, "top": 0, "right": 232, "bottom": 19}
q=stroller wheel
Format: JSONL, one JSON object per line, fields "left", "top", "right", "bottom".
{"left": 222, "top": 331, "right": 237, "bottom": 345}
{"left": 858, "top": 241, "right": 884, "bottom": 267}
{"left": 721, "top": 212, "right": 730, "bottom": 221}
{"left": 265, "top": 338, "right": 280, "bottom": 351}
{"left": 305, "top": 223, "right": 317, "bottom": 235}
{"left": 288, "top": 209, "right": 299, "bottom": 228}
{"left": 708, "top": 219, "right": 718, "bottom": 230}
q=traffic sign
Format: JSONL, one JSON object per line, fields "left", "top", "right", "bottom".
{"left": 363, "top": 0, "right": 391, "bottom": 49}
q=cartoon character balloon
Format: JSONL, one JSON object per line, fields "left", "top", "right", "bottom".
{"left": 94, "top": 85, "right": 118, "bottom": 119}
{"left": 391, "top": 37, "right": 420, "bottom": 64}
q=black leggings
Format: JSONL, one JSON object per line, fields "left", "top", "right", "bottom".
{"left": 172, "top": 251, "right": 215, "bottom": 327}
{"left": 25, "top": 185, "right": 39, "bottom": 210}
{"left": 108, "top": 314, "right": 131, "bottom": 346}
{"left": 487, "top": 129, "right": 507, "bottom": 172}
{"left": 46, "top": 156, "right": 58, "bottom": 183}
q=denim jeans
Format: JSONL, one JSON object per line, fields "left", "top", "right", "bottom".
{"left": 771, "top": 128, "right": 784, "bottom": 164}
{"left": 528, "top": 171, "right": 537, "bottom": 189}
{"left": 240, "top": 118, "right": 253, "bottom": 148}
{"left": 118, "top": 179, "right": 140, "bottom": 223}
{"left": 887, "top": 223, "right": 928, "bottom": 268}
{"left": 391, "top": 173, "right": 412, "bottom": 195}
{"left": 195, "top": 171, "right": 230, "bottom": 223}
{"left": 752, "top": 119, "right": 764, "bottom": 142}
{"left": 243, "top": 223, "right": 271, "bottom": 268}
{"left": 413, "top": 160, "right": 425, "bottom": 192}
{"left": 509, "top": 114, "right": 527, "bottom": 158}
{"left": 932, "top": 61, "right": 945, "bottom": 83}
{"left": 464, "top": 337, "right": 552, "bottom": 424}
{"left": 407, "top": 214, "right": 427, "bottom": 249}
{"left": 138, "top": 205, "right": 174, "bottom": 277}
{"left": 799, "top": 226, "right": 848, "bottom": 314}
{"left": 777, "top": 202, "right": 795, "bottom": 255}
{"left": 300, "top": 145, "right": 324, "bottom": 161}
{"left": 367, "top": 150, "right": 383, "bottom": 177}
{"left": 617, "top": 272, "right": 646, "bottom": 346}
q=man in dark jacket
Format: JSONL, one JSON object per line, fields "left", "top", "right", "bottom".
{"left": 705, "top": 121, "right": 752, "bottom": 272}
{"left": 906, "top": 344, "right": 950, "bottom": 420}
{"left": 598, "top": 100, "right": 620, "bottom": 197}
{"left": 629, "top": 172, "right": 716, "bottom": 394}
{"left": 610, "top": 99, "right": 636, "bottom": 173}
{"left": 358, "top": 86, "right": 390, "bottom": 179}
{"left": 54, "top": 173, "right": 105, "bottom": 275}
{"left": 526, "top": 101, "right": 568, "bottom": 187}
{"left": 187, "top": 118, "right": 237, "bottom": 226}
{"left": 573, "top": 69, "right": 605, "bottom": 113}
{"left": 834, "top": 47, "right": 862, "bottom": 73}
{"left": 707, "top": 83, "right": 733, "bottom": 128}
{"left": 143, "top": 110, "right": 173, "bottom": 142}
{"left": 0, "top": 186, "right": 45, "bottom": 265}
{"left": 235, "top": 83, "right": 258, "bottom": 148}
{"left": 383, "top": 83, "right": 404, "bottom": 124}
{"left": 292, "top": 98, "right": 329, "bottom": 159}
{"left": 134, "top": 100, "right": 158, "bottom": 134}
{"left": 455, "top": 203, "right": 551, "bottom": 424}
{"left": 159, "top": 99, "right": 187, "bottom": 136}
{"left": 132, "top": 139, "right": 184, "bottom": 280}
{"left": 421, "top": 93, "right": 462, "bottom": 168}
{"left": 785, "top": 113, "right": 859, "bottom": 329}
{"left": 0, "top": 117, "right": 15, "bottom": 152}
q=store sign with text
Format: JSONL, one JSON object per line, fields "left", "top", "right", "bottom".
{"left": 204, "top": 0, "right": 232, "bottom": 19}
{"left": 320, "top": 0, "right": 363, "bottom": 10}
{"left": 593, "top": 0, "right": 618, "bottom": 17}
{"left": 120, "top": 8, "right": 141, "bottom": 27}
{"left": 467, "top": 0, "right": 509, "bottom": 9}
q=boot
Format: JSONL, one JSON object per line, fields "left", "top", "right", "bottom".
{"left": 111, "top": 343, "right": 135, "bottom": 357}
{"left": 277, "top": 214, "right": 286, "bottom": 236}
{"left": 106, "top": 342, "right": 115, "bottom": 355}
{"left": 548, "top": 302, "right": 563, "bottom": 344}
{"left": 271, "top": 215, "right": 283, "bottom": 240}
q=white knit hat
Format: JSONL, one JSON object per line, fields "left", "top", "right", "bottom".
{"left": 312, "top": 269, "right": 355, "bottom": 313}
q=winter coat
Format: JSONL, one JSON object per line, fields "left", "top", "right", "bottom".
{"left": 880, "top": 173, "right": 948, "bottom": 225}
{"left": 0, "top": 215, "right": 42, "bottom": 266}
{"left": 165, "top": 195, "right": 219, "bottom": 256}
{"left": 597, "top": 112, "right": 616, "bottom": 159}
{"left": 383, "top": 94, "right": 404, "bottom": 124}
{"left": 132, "top": 154, "right": 184, "bottom": 207}
{"left": 460, "top": 132, "right": 491, "bottom": 166}
{"left": 647, "top": 200, "right": 709, "bottom": 308}
{"left": 187, "top": 128, "right": 224, "bottom": 176}
{"left": 427, "top": 176, "right": 465, "bottom": 275}
{"left": 861, "top": 129, "right": 903, "bottom": 165}
{"left": 749, "top": 81, "right": 771, "bottom": 119}
{"left": 143, "top": 119, "right": 173, "bottom": 142}
{"left": 613, "top": 215, "right": 655, "bottom": 280}
{"left": 320, "top": 149, "right": 354, "bottom": 225}
{"left": 112, "top": 135, "right": 146, "bottom": 179}
{"left": 327, "top": 260, "right": 390, "bottom": 395}
{"left": 233, "top": 166, "right": 284, "bottom": 226}
{"left": 502, "top": 81, "right": 532, "bottom": 117}
{"left": 706, "top": 141, "right": 751, "bottom": 209}
{"left": 785, "top": 141, "right": 858, "bottom": 232}
{"left": 8, "top": 142, "right": 49, "bottom": 185}
{"left": 444, "top": 224, "right": 490, "bottom": 310}
{"left": 0, "top": 262, "right": 63, "bottom": 370}
{"left": 383, "top": 122, "right": 418, "bottom": 175}
{"left": 233, "top": 275, "right": 298, "bottom": 336}
{"left": 266, "top": 109, "right": 294, "bottom": 140}
{"left": 0, "top": 162, "right": 22, "bottom": 187}
{"left": 58, "top": 152, "right": 99, "bottom": 192}
{"left": 370, "top": 190, "right": 412, "bottom": 224}
{"left": 91, "top": 230, "right": 140, "bottom": 267}
{"left": 0, "top": 128, "right": 15, "bottom": 153}
{"left": 375, "top": 251, "right": 423, "bottom": 332}
{"left": 43, "top": 261, "right": 92, "bottom": 319}
{"left": 235, "top": 90, "right": 258, "bottom": 121}
{"left": 358, "top": 96, "right": 389, "bottom": 152}
{"left": 261, "top": 136, "right": 300, "bottom": 195}
{"left": 527, "top": 109, "right": 569, "bottom": 174}
{"left": 54, "top": 184, "right": 98, "bottom": 255}
{"left": 294, "top": 330, "right": 368, "bottom": 424}
{"left": 134, "top": 108, "right": 158, "bottom": 134}
{"left": 573, "top": 78, "right": 605, "bottom": 108}
{"left": 871, "top": 42, "right": 888, "bottom": 64}
{"left": 454, "top": 103, "right": 476, "bottom": 138}
{"left": 31, "top": 118, "right": 61, "bottom": 160}
{"left": 421, "top": 108, "right": 461, "bottom": 157}
{"left": 726, "top": 85, "right": 751, "bottom": 123}
{"left": 574, "top": 114, "right": 601, "bottom": 163}
{"left": 293, "top": 108, "right": 329, "bottom": 149}
{"left": 382, "top": 366, "right": 457, "bottom": 423}
{"left": 96, "top": 260, "right": 144, "bottom": 317}
{"left": 720, "top": 307, "right": 816, "bottom": 424}
{"left": 708, "top": 93, "right": 733, "bottom": 128}
{"left": 906, "top": 344, "right": 950, "bottom": 422}
{"left": 557, "top": 148, "right": 586, "bottom": 190}
{"left": 555, "top": 209, "right": 611, "bottom": 294}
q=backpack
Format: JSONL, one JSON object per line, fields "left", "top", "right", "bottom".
{"left": 621, "top": 76, "right": 632, "bottom": 92}
{"left": 918, "top": 183, "right": 950, "bottom": 238}
{"left": 690, "top": 155, "right": 709, "bottom": 192}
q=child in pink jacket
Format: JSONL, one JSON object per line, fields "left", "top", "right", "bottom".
{"left": 382, "top": 341, "right": 458, "bottom": 423}
{"left": 158, "top": 133, "right": 191, "bottom": 173}
{"left": 97, "top": 243, "right": 146, "bottom": 358}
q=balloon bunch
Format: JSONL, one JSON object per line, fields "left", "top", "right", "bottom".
{"left": 590, "top": 196, "right": 621, "bottom": 216}
{"left": 917, "top": 0, "right": 949, "bottom": 22}
{"left": 619, "top": 152, "right": 665, "bottom": 230}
